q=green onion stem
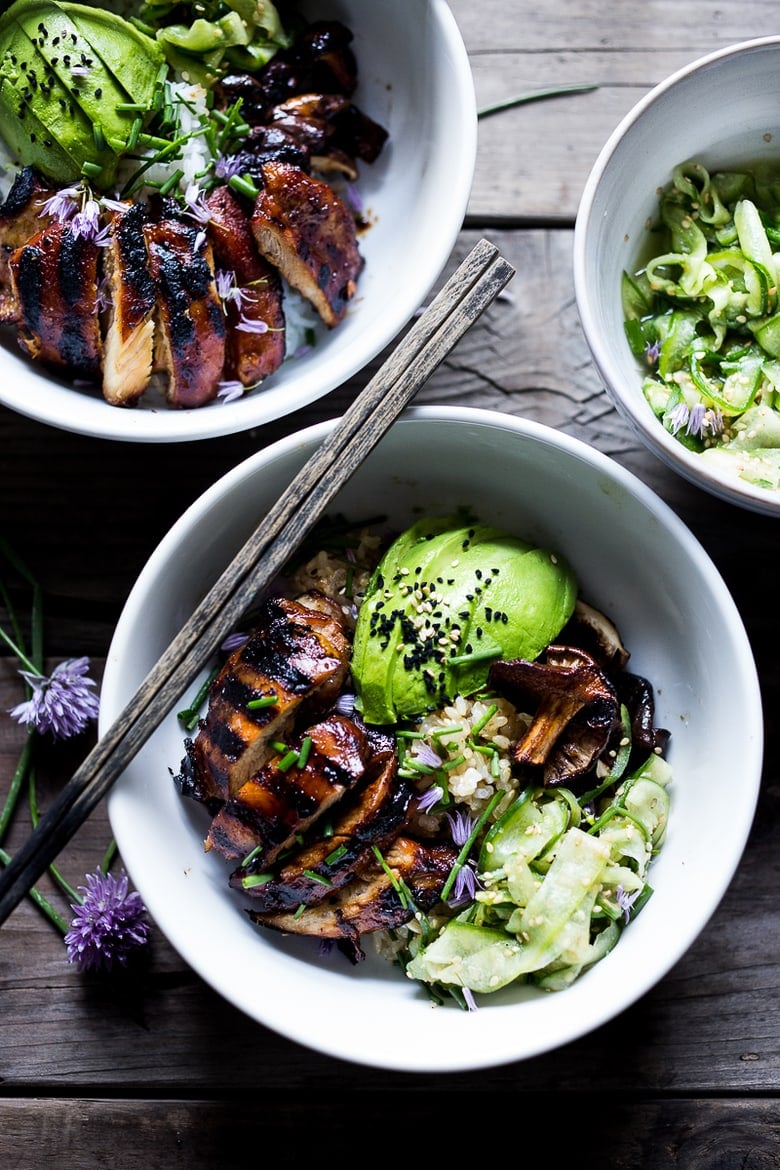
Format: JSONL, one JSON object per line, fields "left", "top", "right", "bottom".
{"left": 28, "top": 768, "right": 80, "bottom": 904}
{"left": 440, "top": 789, "right": 503, "bottom": 903}
{"left": 0, "top": 735, "right": 33, "bottom": 844}
{"left": 477, "top": 83, "right": 599, "bottom": 119}
{"left": 0, "top": 847, "right": 68, "bottom": 933}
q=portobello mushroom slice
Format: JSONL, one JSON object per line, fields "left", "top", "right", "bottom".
{"left": 488, "top": 645, "right": 620, "bottom": 786}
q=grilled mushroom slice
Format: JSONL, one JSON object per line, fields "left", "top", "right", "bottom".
{"left": 559, "top": 598, "right": 630, "bottom": 672}
{"left": 488, "top": 645, "right": 620, "bottom": 786}
{"left": 249, "top": 835, "right": 459, "bottom": 956}
{"left": 231, "top": 747, "right": 413, "bottom": 909}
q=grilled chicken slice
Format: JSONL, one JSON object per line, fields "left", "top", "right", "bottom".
{"left": 143, "top": 207, "right": 226, "bottom": 408}
{"left": 251, "top": 160, "right": 363, "bottom": 327}
{"left": 0, "top": 167, "right": 54, "bottom": 323}
{"left": 231, "top": 746, "right": 413, "bottom": 909}
{"left": 101, "top": 201, "right": 157, "bottom": 406}
{"left": 249, "top": 836, "right": 459, "bottom": 948}
{"left": 206, "top": 712, "right": 371, "bottom": 863}
{"left": 9, "top": 219, "right": 101, "bottom": 380}
{"left": 205, "top": 185, "right": 286, "bottom": 387}
{"left": 181, "top": 593, "right": 351, "bottom": 809}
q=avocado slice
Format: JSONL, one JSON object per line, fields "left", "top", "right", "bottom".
{"left": 351, "top": 516, "right": 578, "bottom": 725}
{"left": 0, "top": 0, "right": 165, "bottom": 187}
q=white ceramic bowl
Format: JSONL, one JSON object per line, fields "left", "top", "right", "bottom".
{"left": 0, "top": 0, "right": 475, "bottom": 443}
{"left": 99, "top": 406, "right": 762, "bottom": 1072}
{"left": 574, "top": 36, "right": 780, "bottom": 517}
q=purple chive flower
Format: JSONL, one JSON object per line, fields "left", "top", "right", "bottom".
{"left": 449, "top": 860, "right": 478, "bottom": 905}
{"left": 9, "top": 656, "right": 100, "bottom": 740}
{"left": 644, "top": 338, "right": 661, "bottom": 364}
{"left": 215, "top": 155, "right": 244, "bottom": 181}
{"left": 221, "top": 630, "right": 249, "bottom": 652}
{"left": 70, "top": 198, "right": 101, "bottom": 240}
{"left": 462, "top": 986, "right": 478, "bottom": 1012}
{"left": 184, "top": 184, "right": 212, "bottom": 226}
{"left": 666, "top": 402, "right": 690, "bottom": 435}
{"left": 345, "top": 182, "right": 363, "bottom": 213}
{"left": 235, "top": 314, "right": 269, "bottom": 334}
{"left": 686, "top": 402, "right": 707, "bottom": 437}
{"left": 446, "top": 808, "right": 475, "bottom": 847}
{"left": 65, "top": 870, "right": 149, "bottom": 973}
{"left": 616, "top": 883, "right": 641, "bottom": 923}
{"left": 417, "top": 784, "right": 444, "bottom": 813}
{"left": 216, "top": 380, "right": 245, "bottom": 404}
{"left": 334, "top": 691, "right": 356, "bottom": 718}
{"left": 40, "top": 186, "right": 81, "bottom": 223}
{"left": 413, "top": 741, "right": 442, "bottom": 769}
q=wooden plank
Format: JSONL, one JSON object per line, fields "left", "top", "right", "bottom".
{"left": 448, "top": 0, "right": 780, "bottom": 220}
{"left": 1, "top": 1097, "right": 780, "bottom": 1166}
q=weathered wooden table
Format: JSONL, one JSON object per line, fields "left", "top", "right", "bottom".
{"left": 2, "top": 2, "right": 779, "bottom": 1164}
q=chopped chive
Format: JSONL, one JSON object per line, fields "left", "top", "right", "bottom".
{"left": 277, "top": 749, "right": 300, "bottom": 772}
{"left": 440, "top": 754, "right": 467, "bottom": 771}
{"left": 241, "top": 872, "right": 273, "bottom": 889}
{"left": 297, "top": 736, "right": 313, "bottom": 768}
{"left": 159, "top": 167, "right": 184, "bottom": 196}
{"left": 241, "top": 845, "right": 262, "bottom": 867}
{"left": 396, "top": 729, "right": 425, "bottom": 739}
{"left": 449, "top": 648, "right": 500, "bottom": 667}
{"left": 80, "top": 161, "right": 102, "bottom": 179}
{"left": 325, "top": 844, "right": 348, "bottom": 865}
{"left": 177, "top": 666, "right": 220, "bottom": 731}
{"left": 470, "top": 702, "right": 499, "bottom": 737}
{"left": 292, "top": 904, "right": 306, "bottom": 920}
{"left": 432, "top": 723, "right": 464, "bottom": 739}
{"left": 92, "top": 123, "right": 106, "bottom": 151}
{"left": 127, "top": 116, "right": 142, "bottom": 150}
{"left": 271, "top": 741, "right": 288, "bottom": 753}
{"left": 115, "top": 101, "right": 146, "bottom": 112}
{"left": 477, "top": 83, "right": 599, "bottom": 119}
{"left": 247, "top": 694, "right": 277, "bottom": 711}
{"left": 302, "top": 869, "right": 333, "bottom": 887}
{"left": 440, "top": 790, "right": 503, "bottom": 903}
{"left": 229, "top": 174, "right": 259, "bottom": 200}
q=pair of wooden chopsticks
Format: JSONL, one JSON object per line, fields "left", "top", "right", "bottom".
{"left": 0, "top": 237, "right": 514, "bottom": 928}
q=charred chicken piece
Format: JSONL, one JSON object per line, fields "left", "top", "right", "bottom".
{"left": 180, "top": 593, "right": 351, "bottom": 809}
{"left": 9, "top": 219, "right": 102, "bottom": 380}
{"left": 249, "top": 835, "right": 459, "bottom": 956}
{"left": 205, "top": 185, "right": 286, "bottom": 387}
{"left": 224, "top": 124, "right": 314, "bottom": 180}
{"left": 251, "top": 160, "right": 363, "bottom": 326}
{"left": 205, "top": 712, "right": 372, "bottom": 863}
{"left": 231, "top": 746, "right": 413, "bottom": 910}
{"left": 0, "top": 166, "right": 54, "bottom": 323}
{"left": 143, "top": 203, "right": 226, "bottom": 408}
{"left": 101, "top": 201, "right": 157, "bottom": 406}
{"left": 488, "top": 645, "right": 621, "bottom": 786}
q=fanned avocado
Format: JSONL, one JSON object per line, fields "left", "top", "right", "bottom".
{"left": 0, "top": 0, "right": 166, "bottom": 188}
{"left": 351, "top": 516, "right": 578, "bottom": 725}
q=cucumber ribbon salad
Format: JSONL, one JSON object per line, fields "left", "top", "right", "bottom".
{"left": 623, "top": 159, "right": 780, "bottom": 490}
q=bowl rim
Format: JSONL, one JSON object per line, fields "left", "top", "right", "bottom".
{"left": 0, "top": 0, "right": 477, "bottom": 444}
{"left": 100, "top": 404, "right": 764, "bottom": 1072}
{"left": 573, "top": 35, "right": 780, "bottom": 518}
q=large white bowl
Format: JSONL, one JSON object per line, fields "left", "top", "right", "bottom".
{"left": 0, "top": 0, "right": 475, "bottom": 443}
{"left": 574, "top": 36, "right": 780, "bottom": 517}
{"left": 99, "top": 406, "right": 763, "bottom": 1072}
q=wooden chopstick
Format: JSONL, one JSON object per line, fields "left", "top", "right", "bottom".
{"left": 0, "top": 238, "right": 515, "bottom": 928}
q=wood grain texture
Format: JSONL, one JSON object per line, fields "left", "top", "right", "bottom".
{"left": 2, "top": 0, "right": 780, "bottom": 1160}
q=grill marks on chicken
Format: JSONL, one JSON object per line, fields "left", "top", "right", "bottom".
{"left": 10, "top": 219, "right": 102, "bottom": 379}
{"left": 144, "top": 208, "right": 226, "bottom": 408}
{"left": 205, "top": 185, "right": 286, "bottom": 386}
{"left": 101, "top": 202, "right": 157, "bottom": 406}
{"left": 0, "top": 166, "right": 54, "bottom": 323}
{"left": 176, "top": 590, "right": 457, "bottom": 958}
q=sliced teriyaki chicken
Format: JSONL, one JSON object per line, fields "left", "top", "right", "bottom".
{"left": 230, "top": 746, "right": 414, "bottom": 910}
{"left": 178, "top": 592, "right": 351, "bottom": 810}
{"left": 8, "top": 219, "right": 102, "bottom": 380}
{"left": 0, "top": 166, "right": 54, "bottom": 323}
{"left": 251, "top": 160, "right": 363, "bottom": 327}
{"left": 143, "top": 203, "right": 226, "bottom": 408}
{"left": 101, "top": 201, "right": 157, "bottom": 406}
{"left": 205, "top": 712, "right": 372, "bottom": 863}
{"left": 205, "top": 185, "right": 286, "bottom": 387}
{"left": 249, "top": 836, "right": 459, "bottom": 952}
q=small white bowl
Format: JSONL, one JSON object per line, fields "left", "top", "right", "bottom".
{"left": 99, "top": 406, "right": 762, "bottom": 1072}
{"left": 574, "top": 36, "right": 780, "bottom": 516}
{"left": 0, "top": 0, "right": 475, "bottom": 443}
